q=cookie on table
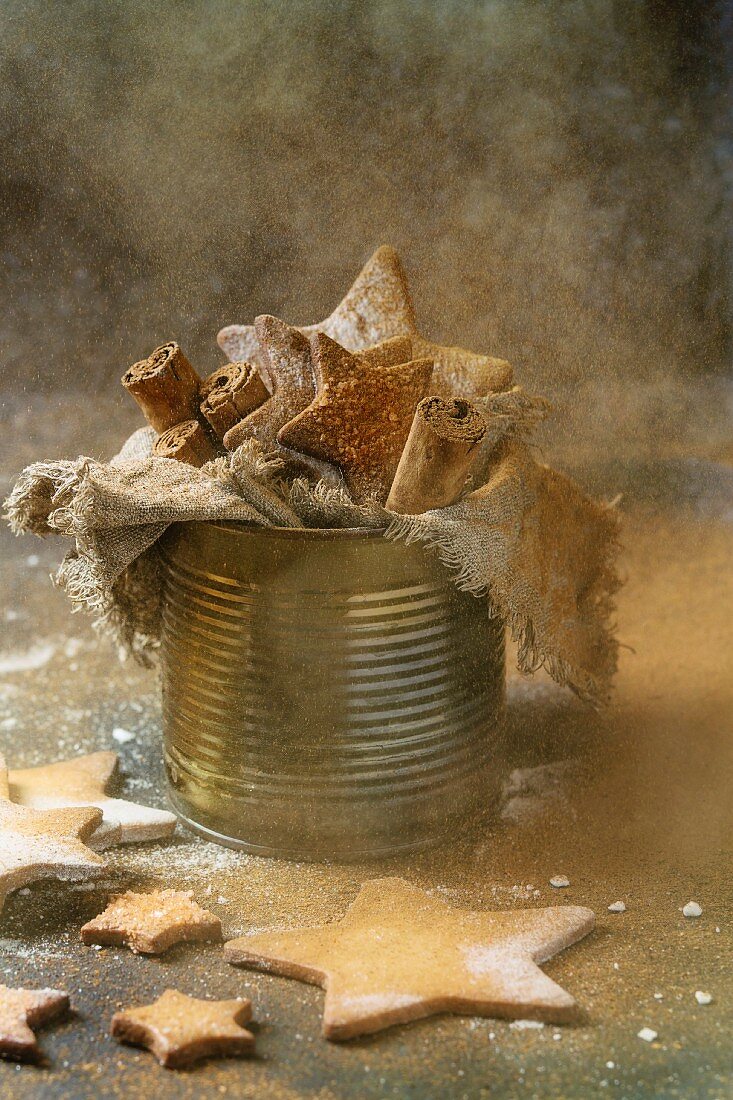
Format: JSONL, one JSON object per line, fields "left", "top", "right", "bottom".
{"left": 0, "top": 985, "right": 69, "bottom": 1062}
{"left": 225, "top": 876, "right": 594, "bottom": 1041}
{"left": 111, "top": 989, "right": 255, "bottom": 1068}
{"left": 80, "top": 889, "right": 222, "bottom": 954}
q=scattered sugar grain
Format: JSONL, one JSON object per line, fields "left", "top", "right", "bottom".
{"left": 510, "top": 1019, "right": 544, "bottom": 1030}
{"left": 112, "top": 727, "right": 135, "bottom": 744}
{"left": 637, "top": 1027, "right": 658, "bottom": 1043}
{"left": 694, "top": 991, "right": 712, "bottom": 1005}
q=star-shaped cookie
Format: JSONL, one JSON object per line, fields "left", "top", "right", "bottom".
{"left": 0, "top": 793, "right": 104, "bottom": 913}
{"left": 222, "top": 317, "right": 414, "bottom": 458}
{"left": 7, "top": 751, "right": 176, "bottom": 850}
{"left": 80, "top": 889, "right": 222, "bottom": 954}
{"left": 223, "top": 315, "right": 315, "bottom": 454}
{"left": 111, "top": 989, "right": 255, "bottom": 1068}
{"left": 218, "top": 245, "right": 512, "bottom": 400}
{"left": 278, "top": 333, "right": 432, "bottom": 502}
{"left": 225, "top": 877, "right": 595, "bottom": 1040}
{"left": 0, "top": 985, "right": 69, "bottom": 1062}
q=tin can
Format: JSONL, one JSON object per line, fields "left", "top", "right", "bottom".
{"left": 159, "top": 521, "right": 505, "bottom": 860}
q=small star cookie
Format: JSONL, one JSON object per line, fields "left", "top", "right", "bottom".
{"left": 225, "top": 876, "right": 595, "bottom": 1040}
{"left": 0, "top": 769, "right": 105, "bottom": 913}
{"left": 80, "top": 889, "right": 222, "bottom": 954}
{"left": 0, "top": 985, "right": 69, "bottom": 1062}
{"left": 218, "top": 245, "right": 511, "bottom": 400}
{"left": 278, "top": 333, "right": 432, "bottom": 502}
{"left": 7, "top": 751, "right": 176, "bottom": 850}
{"left": 111, "top": 989, "right": 255, "bottom": 1068}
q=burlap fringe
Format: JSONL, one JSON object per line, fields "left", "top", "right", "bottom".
{"left": 4, "top": 387, "right": 619, "bottom": 702}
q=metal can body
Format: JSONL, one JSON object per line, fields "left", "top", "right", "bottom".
{"left": 160, "top": 521, "right": 505, "bottom": 860}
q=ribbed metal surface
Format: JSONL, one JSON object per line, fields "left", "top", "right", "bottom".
{"left": 160, "top": 521, "right": 505, "bottom": 860}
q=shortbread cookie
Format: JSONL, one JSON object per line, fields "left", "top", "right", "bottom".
{"left": 278, "top": 333, "right": 432, "bottom": 503}
{"left": 218, "top": 245, "right": 511, "bottom": 399}
{"left": 0, "top": 985, "right": 69, "bottom": 1062}
{"left": 219, "top": 246, "right": 416, "bottom": 365}
{"left": 0, "top": 798, "right": 104, "bottom": 913}
{"left": 111, "top": 989, "right": 254, "bottom": 1068}
{"left": 81, "top": 889, "right": 222, "bottom": 954}
{"left": 225, "top": 876, "right": 595, "bottom": 1040}
{"left": 8, "top": 751, "right": 176, "bottom": 850}
{"left": 222, "top": 316, "right": 315, "bottom": 455}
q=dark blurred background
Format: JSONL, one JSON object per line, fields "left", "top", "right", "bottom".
{"left": 0, "top": 0, "right": 731, "bottom": 468}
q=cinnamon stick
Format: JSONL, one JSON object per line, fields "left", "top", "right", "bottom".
{"left": 122, "top": 342, "right": 201, "bottom": 432}
{"left": 386, "top": 396, "right": 486, "bottom": 514}
{"left": 199, "top": 362, "right": 270, "bottom": 440}
{"left": 153, "top": 420, "right": 218, "bottom": 467}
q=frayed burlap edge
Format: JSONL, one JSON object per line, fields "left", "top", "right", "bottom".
{"left": 4, "top": 387, "right": 620, "bottom": 702}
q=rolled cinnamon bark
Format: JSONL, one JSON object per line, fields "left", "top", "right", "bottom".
{"left": 386, "top": 396, "right": 486, "bottom": 514}
{"left": 122, "top": 342, "right": 201, "bottom": 432}
{"left": 153, "top": 420, "right": 218, "bottom": 467}
{"left": 199, "top": 362, "right": 270, "bottom": 440}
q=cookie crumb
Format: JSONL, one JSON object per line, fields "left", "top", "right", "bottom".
{"left": 550, "top": 876, "right": 570, "bottom": 888}
{"left": 607, "top": 901, "right": 626, "bottom": 913}
{"left": 637, "top": 1027, "right": 658, "bottom": 1043}
{"left": 682, "top": 901, "right": 702, "bottom": 918}
{"left": 694, "top": 991, "right": 712, "bottom": 1005}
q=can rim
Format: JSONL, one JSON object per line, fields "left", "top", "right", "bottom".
{"left": 207, "top": 520, "right": 388, "bottom": 540}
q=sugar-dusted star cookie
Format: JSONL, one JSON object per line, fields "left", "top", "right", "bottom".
{"left": 225, "top": 877, "right": 595, "bottom": 1040}
{"left": 278, "top": 333, "right": 432, "bottom": 503}
{"left": 218, "top": 245, "right": 511, "bottom": 400}
{"left": 0, "top": 778, "right": 105, "bottom": 913}
{"left": 223, "top": 315, "right": 315, "bottom": 455}
{"left": 219, "top": 246, "right": 416, "bottom": 365}
{"left": 111, "top": 989, "right": 255, "bottom": 1068}
{"left": 223, "top": 318, "right": 414, "bottom": 457}
{"left": 0, "top": 985, "right": 69, "bottom": 1062}
{"left": 8, "top": 751, "right": 176, "bottom": 851}
{"left": 80, "top": 889, "right": 222, "bottom": 954}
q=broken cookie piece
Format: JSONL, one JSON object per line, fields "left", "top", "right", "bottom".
{"left": 81, "top": 889, "right": 222, "bottom": 954}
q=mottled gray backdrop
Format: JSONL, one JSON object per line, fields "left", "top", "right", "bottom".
{"left": 0, "top": 1, "right": 730, "bottom": 463}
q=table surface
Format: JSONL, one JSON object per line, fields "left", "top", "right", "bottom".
{"left": 0, "top": 406, "right": 731, "bottom": 1099}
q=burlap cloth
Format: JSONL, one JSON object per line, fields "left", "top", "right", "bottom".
{"left": 4, "top": 388, "right": 620, "bottom": 702}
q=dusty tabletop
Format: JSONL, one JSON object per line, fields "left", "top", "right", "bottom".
{"left": 0, "top": 398, "right": 731, "bottom": 1099}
